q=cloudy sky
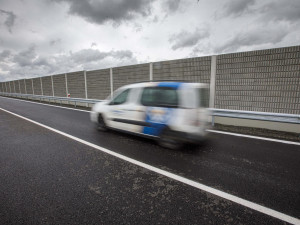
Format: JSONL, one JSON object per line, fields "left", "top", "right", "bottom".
{"left": 0, "top": 0, "right": 299, "bottom": 81}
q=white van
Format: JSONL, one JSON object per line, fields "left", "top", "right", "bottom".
{"left": 90, "top": 81, "right": 210, "bottom": 149}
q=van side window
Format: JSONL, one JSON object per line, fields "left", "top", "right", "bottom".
{"left": 110, "top": 89, "right": 130, "bottom": 105}
{"left": 141, "top": 87, "right": 178, "bottom": 108}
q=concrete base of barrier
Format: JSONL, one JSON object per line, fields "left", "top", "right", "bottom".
{"left": 214, "top": 116, "right": 300, "bottom": 134}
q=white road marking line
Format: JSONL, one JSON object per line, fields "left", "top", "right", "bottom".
{"left": 0, "top": 96, "right": 90, "bottom": 112}
{"left": 1, "top": 95, "right": 299, "bottom": 146}
{"left": 207, "top": 129, "right": 300, "bottom": 146}
{"left": 0, "top": 107, "right": 299, "bottom": 225}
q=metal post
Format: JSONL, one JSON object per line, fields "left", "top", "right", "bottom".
{"left": 9, "top": 81, "right": 11, "bottom": 93}
{"left": 84, "top": 70, "right": 88, "bottom": 107}
{"left": 31, "top": 79, "right": 35, "bottom": 95}
{"left": 4, "top": 82, "right": 7, "bottom": 93}
{"left": 18, "top": 80, "right": 21, "bottom": 93}
{"left": 65, "top": 73, "right": 68, "bottom": 97}
{"left": 84, "top": 71, "right": 88, "bottom": 99}
{"left": 13, "top": 81, "right": 16, "bottom": 93}
{"left": 24, "top": 79, "right": 27, "bottom": 94}
{"left": 51, "top": 75, "right": 54, "bottom": 96}
{"left": 210, "top": 55, "right": 217, "bottom": 126}
{"left": 149, "top": 62, "right": 153, "bottom": 81}
{"left": 110, "top": 68, "right": 113, "bottom": 98}
{"left": 209, "top": 55, "right": 217, "bottom": 108}
{"left": 40, "top": 77, "right": 43, "bottom": 95}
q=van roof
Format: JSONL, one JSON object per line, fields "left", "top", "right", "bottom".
{"left": 121, "top": 81, "right": 209, "bottom": 89}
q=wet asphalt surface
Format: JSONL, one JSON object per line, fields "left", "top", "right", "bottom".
{"left": 0, "top": 96, "right": 299, "bottom": 224}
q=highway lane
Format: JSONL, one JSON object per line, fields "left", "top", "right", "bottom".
{"left": 0, "top": 96, "right": 300, "bottom": 221}
{"left": 0, "top": 109, "right": 286, "bottom": 225}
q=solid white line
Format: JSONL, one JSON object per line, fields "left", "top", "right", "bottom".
{"left": 1, "top": 95, "right": 299, "bottom": 146}
{"left": 0, "top": 107, "right": 299, "bottom": 225}
{"left": 207, "top": 129, "right": 300, "bottom": 146}
{"left": 0, "top": 95, "right": 90, "bottom": 112}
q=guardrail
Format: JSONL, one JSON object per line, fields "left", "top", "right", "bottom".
{"left": 0, "top": 92, "right": 102, "bottom": 107}
{"left": 210, "top": 108, "right": 300, "bottom": 125}
{"left": 1, "top": 92, "right": 299, "bottom": 125}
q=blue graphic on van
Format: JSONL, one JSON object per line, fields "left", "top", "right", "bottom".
{"left": 142, "top": 107, "right": 173, "bottom": 136}
{"left": 157, "top": 82, "right": 182, "bottom": 89}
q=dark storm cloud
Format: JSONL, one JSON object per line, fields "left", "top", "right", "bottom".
{"left": 169, "top": 28, "right": 210, "bottom": 50}
{"left": 53, "top": 0, "right": 154, "bottom": 25}
{"left": 222, "top": 0, "right": 255, "bottom": 17}
{"left": 0, "top": 50, "right": 11, "bottom": 61}
{"left": 13, "top": 45, "right": 37, "bottom": 67}
{"left": 0, "top": 46, "right": 137, "bottom": 81}
{"left": 0, "top": 9, "right": 16, "bottom": 33}
{"left": 215, "top": 27, "right": 288, "bottom": 53}
{"left": 260, "top": 0, "right": 300, "bottom": 23}
{"left": 164, "top": 0, "right": 181, "bottom": 12}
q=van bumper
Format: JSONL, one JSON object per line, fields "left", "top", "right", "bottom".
{"left": 169, "top": 130, "right": 206, "bottom": 144}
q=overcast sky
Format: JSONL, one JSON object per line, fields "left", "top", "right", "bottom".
{"left": 0, "top": 0, "right": 299, "bottom": 81}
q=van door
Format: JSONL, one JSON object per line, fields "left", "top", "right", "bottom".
{"left": 139, "top": 87, "right": 179, "bottom": 137}
{"left": 106, "top": 88, "right": 146, "bottom": 133}
{"left": 117, "top": 88, "right": 147, "bottom": 133}
{"left": 106, "top": 88, "right": 131, "bottom": 130}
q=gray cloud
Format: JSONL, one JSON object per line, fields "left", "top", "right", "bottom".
{"left": 0, "top": 46, "right": 137, "bottom": 81}
{"left": 0, "top": 9, "right": 16, "bottom": 33}
{"left": 13, "top": 45, "right": 37, "bottom": 67}
{"left": 53, "top": 0, "right": 154, "bottom": 25}
{"left": 215, "top": 26, "right": 289, "bottom": 53}
{"left": 0, "top": 50, "right": 11, "bottom": 61}
{"left": 222, "top": 0, "right": 255, "bottom": 17}
{"left": 169, "top": 27, "right": 210, "bottom": 50}
{"left": 260, "top": 0, "right": 300, "bottom": 23}
{"left": 70, "top": 49, "right": 133, "bottom": 64}
{"left": 49, "top": 38, "right": 61, "bottom": 46}
{"left": 164, "top": 0, "right": 181, "bottom": 12}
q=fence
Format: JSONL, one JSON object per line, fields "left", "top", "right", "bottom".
{"left": 0, "top": 45, "right": 299, "bottom": 115}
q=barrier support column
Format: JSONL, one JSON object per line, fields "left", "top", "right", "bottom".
{"left": 32, "top": 79, "right": 35, "bottom": 95}
{"left": 18, "top": 80, "right": 21, "bottom": 94}
{"left": 149, "top": 62, "right": 153, "bottom": 81}
{"left": 51, "top": 75, "right": 54, "bottom": 97}
{"left": 40, "top": 77, "right": 43, "bottom": 95}
{"left": 209, "top": 55, "right": 217, "bottom": 126}
{"left": 65, "top": 73, "right": 68, "bottom": 97}
{"left": 84, "top": 70, "right": 88, "bottom": 107}
{"left": 24, "top": 79, "right": 27, "bottom": 95}
{"left": 110, "top": 68, "right": 113, "bottom": 98}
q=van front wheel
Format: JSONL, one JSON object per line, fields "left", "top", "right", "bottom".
{"left": 97, "top": 114, "right": 108, "bottom": 131}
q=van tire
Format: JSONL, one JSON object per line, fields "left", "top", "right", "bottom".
{"left": 97, "top": 114, "right": 108, "bottom": 131}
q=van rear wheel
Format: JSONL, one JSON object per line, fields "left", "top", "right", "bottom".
{"left": 158, "top": 128, "right": 182, "bottom": 150}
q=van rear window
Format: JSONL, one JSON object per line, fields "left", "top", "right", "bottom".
{"left": 141, "top": 87, "right": 178, "bottom": 108}
{"left": 199, "top": 88, "right": 209, "bottom": 108}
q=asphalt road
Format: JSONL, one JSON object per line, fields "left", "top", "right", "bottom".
{"left": 0, "top": 96, "right": 299, "bottom": 224}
